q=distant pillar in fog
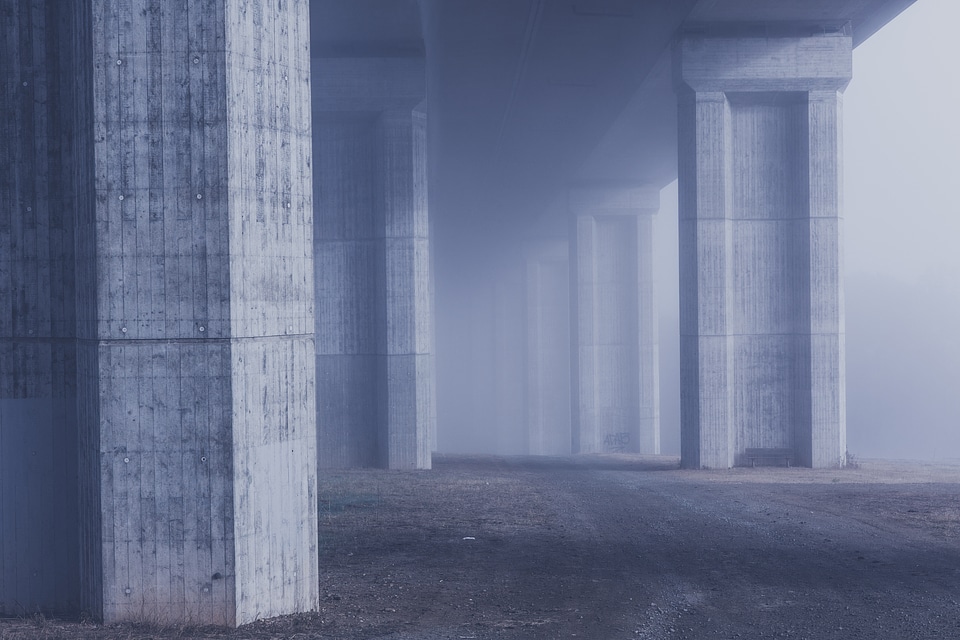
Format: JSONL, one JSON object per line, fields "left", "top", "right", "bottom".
{"left": 569, "top": 187, "right": 660, "bottom": 455}
{"left": 493, "top": 263, "right": 527, "bottom": 455}
{"left": 312, "top": 57, "right": 433, "bottom": 469}
{"left": 675, "top": 30, "right": 851, "bottom": 469}
{"left": 524, "top": 240, "right": 572, "bottom": 455}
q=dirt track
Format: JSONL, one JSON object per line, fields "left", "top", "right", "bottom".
{"left": 3, "top": 455, "right": 960, "bottom": 639}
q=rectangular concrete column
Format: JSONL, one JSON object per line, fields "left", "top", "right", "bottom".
{"left": 524, "top": 240, "right": 572, "bottom": 456}
{"left": 313, "top": 58, "right": 432, "bottom": 469}
{"left": 0, "top": 0, "right": 89, "bottom": 615}
{"left": 80, "top": 1, "right": 318, "bottom": 624}
{"left": 313, "top": 114, "right": 380, "bottom": 468}
{"left": 569, "top": 187, "right": 660, "bottom": 455}
{"left": 675, "top": 31, "right": 851, "bottom": 469}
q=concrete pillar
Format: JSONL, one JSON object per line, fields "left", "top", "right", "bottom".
{"left": 313, "top": 58, "right": 432, "bottom": 469}
{"left": 0, "top": 0, "right": 320, "bottom": 624}
{"left": 493, "top": 263, "right": 526, "bottom": 456}
{"left": 429, "top": 218, "right": 439, "bottom": 454}
{"left": 569, "top": 187, "right": 660, "bottom": 455}
{"left": 0, "top": 0, "right": 88, "bottom": 615}
{"left": 675, "top": 30, "right": 851, "bottom": 469}
{"left": 524, "top": 240, "right": 572, "bottom": 456}
{"left": 77, "top": 0, "right": 318, "bottom": 625}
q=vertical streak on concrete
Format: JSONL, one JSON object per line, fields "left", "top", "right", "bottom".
{"left": 675, "top": 33, "right": 851, "bottom": 469}
{"left": 312, "top": 57, "right": 432, "bottom": 469}
{"left": 84, "top": 0, "right": 317, "bottom": 624}
{"left": 0, "top": 0, "right": 89, "bottom": 615}
{"left": 569, "top": 187, "right": 660, "bottom": 455}
{"left": 524, "top": 241, "right": 571, "bottom": 455}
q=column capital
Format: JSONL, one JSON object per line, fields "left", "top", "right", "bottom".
{"left": 674, "top": 31, "right": 852, "bottom": 93}
{"left": 567, "top": 184, "right": 660, "bottom": 217}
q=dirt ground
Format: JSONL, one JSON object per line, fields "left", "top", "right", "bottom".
{"left": 3, "top": 454, "right": 960, "bottom": 639}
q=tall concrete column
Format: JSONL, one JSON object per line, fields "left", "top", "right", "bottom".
{"left": 569, "top": 187, "right": 660, "bottom": 455}
{"left": 524, "top": 240, "right": 572, "bottom": 456}
{"left": 77, "top": 0, "right": 318, "bottom": 624}
{"left": 675, "top": 30, "right": 851, "bottom": 469}
{"left": 0, "top": 0, "right": 89, "bottom": 615}
{"left": 313, "top": 58, "right": 432, "bottom": 469}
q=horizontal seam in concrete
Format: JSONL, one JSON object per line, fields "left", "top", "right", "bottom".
{"left": 80, "top": 334, "right": 314, "bottom": 346}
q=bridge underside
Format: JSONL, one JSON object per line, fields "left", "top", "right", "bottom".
{"left": 0, "top": 0, "right": 913, "bottom": 625}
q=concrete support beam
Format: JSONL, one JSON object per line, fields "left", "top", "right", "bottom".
{"left": 0, "top": 0, "right": 321, "bottom": 625}
{"left": 80, "top": 0, "right": 319, "bottom": 624}
{"left": 569, "top": 187, "right": 660, "bottom": 455}
{"left": 675, "top": 31, "right": 851, "bottom": 469}
{"left": 524, "top": 241, "right": 572, "bottom": 456}
{"left": 313, "top": 57, "right": 433, "bottom": 469}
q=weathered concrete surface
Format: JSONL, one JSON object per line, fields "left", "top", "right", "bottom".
{"left": 524, "top": 240, "right": 571, "bottom": 455}
{"left": 675, "top": 32, "right": 851, "bottom": 469}
{"left": 569, "top": 187, "right": 660, "bottom": 455}
{"left": 0, "top": 0, "right": 89, "bottom": 616}
{"left": 79, "top": 0, "right": 318, "bottom": 624}
{"left": 313, "top": 56, "right": 432, "bottom": 469}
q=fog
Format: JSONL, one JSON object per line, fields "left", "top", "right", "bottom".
{"left": 435, "top": 0, "right": 959, "bottom": 460}
{"left": 655, "top": 0, "right": 960, "bottom": 460}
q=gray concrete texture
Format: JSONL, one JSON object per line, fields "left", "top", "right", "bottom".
{"left": 3, "top": 0, "right": 319, "bottom": 625}
{"left": 675, "top": 32, "right": 850, "bottom": 469}
{"left": 312, "top": 56, "right": 433, "bottom": 470}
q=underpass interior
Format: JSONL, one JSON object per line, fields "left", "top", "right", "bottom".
{"left": 4, "top": 0, "right": 960, "bottom": 632}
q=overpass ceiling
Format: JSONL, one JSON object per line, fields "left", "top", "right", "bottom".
{"left": 311, "top": 0, "right": 916, "bottom": 249}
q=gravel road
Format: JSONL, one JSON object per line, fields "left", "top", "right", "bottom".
{"left": 3, "top": 455, "right": 959, "bottom": 639}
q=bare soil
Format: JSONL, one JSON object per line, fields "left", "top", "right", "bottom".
{"left": 4, "top": 454, "right": 960, "bottom": 639}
